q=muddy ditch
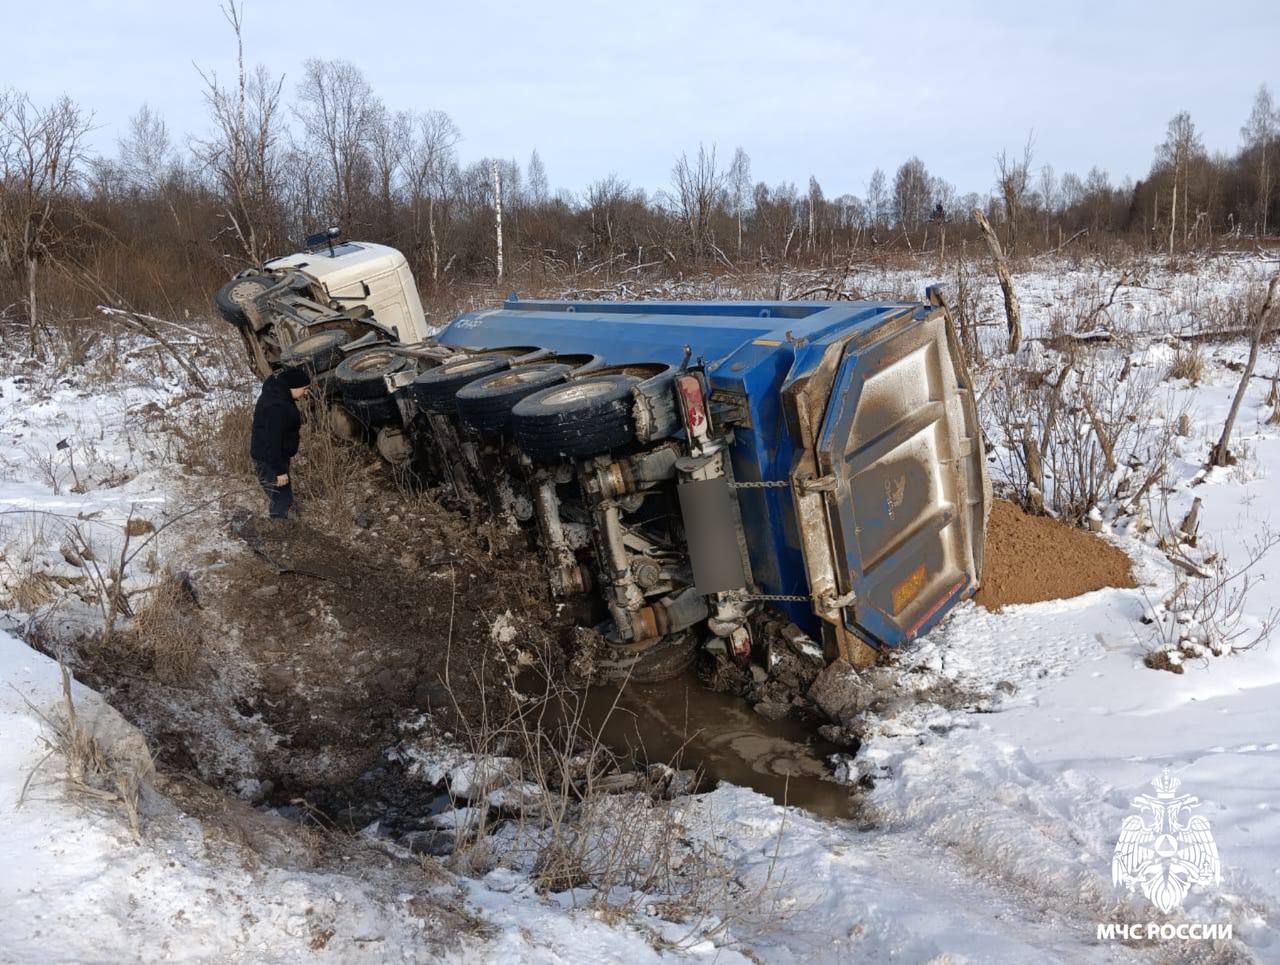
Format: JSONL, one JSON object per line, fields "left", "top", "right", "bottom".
{"left": 27, "top": 462, "right": 1139, "bottom": 859}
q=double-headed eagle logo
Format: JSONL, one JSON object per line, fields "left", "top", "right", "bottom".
{"left": 1112, "top": 769, "right": 1221, "bottom": 914}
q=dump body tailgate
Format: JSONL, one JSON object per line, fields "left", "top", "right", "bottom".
{"left": 788, "top": 304, "right": 989, "bottom": 658}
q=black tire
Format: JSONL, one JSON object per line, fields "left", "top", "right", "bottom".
{"left": 343, "top": 394, "right": 401, "bottom": 428}
{"left": 596, "top": 633, "right": 699, "bottom": 684}
{"left": 410, "top": 354, "right": 511, "bottom": 414}
{"left": 281, "top": 329, "right": 351, "bottom": 374}
{"left": 455, "top": 363, "right": 571, "bottom": 433}
{"left": 335, "top": 346, "right": 413, "bottom": 401}
{"left": 312, "top": 369, "right": 340, "bottom": 399}
{"left": 511, "top": 374, "right": 639, "bottom": 459}
{"left": 214, "top": 275, "right": 274, "bottom": 328}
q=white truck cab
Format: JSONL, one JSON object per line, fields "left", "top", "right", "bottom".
{"left": 264, "top": 241, "right": 431, "bottom": 344}
{"left": 214, "top": 235, "right": 433, "bottom": 377}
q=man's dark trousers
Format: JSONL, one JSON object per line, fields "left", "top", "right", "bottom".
{"left": 253, "top": 461, "right": 294, "bottom": 519}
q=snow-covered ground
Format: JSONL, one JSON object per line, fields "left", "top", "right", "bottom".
{"left": 2, "top": 252, "right": 1279, "bottom": 962}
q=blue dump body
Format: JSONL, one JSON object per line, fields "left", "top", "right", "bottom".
{"left": 440, "top": 296, "right": 988, "bottom": 652}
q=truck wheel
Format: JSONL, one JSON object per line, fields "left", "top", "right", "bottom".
{"left": 511, "top": 374, "right": 639, "bottom": 459}
{"left": 214, "top": 275, "right": 273, "bottom": 328}
{"left": 281, "top": 329, "right": 351, "bottom": 374}
{"left": 343, "top": 394, "right": 401, "bottom": 428}
{"left": 455, "top": 363, "right": 571, "bottom": 433}
{"left": 410, "top": 354, "right": 511, "bottom": 414}
{"left": 596, "top": 632, "right": 699, "bottom": 684}
{"left": 335, "top": 346, "right": 413, "bottom": 401}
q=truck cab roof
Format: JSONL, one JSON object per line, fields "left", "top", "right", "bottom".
{"left": 265, "top": 241, "right": 406, "bottom": 289}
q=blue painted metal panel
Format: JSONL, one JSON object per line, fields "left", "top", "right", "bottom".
{"left": 437, "top": 297, "right": 949, "bottom": 646}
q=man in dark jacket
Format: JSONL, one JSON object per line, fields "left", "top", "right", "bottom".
{"left": 249, "top": 367, "right": 310, "bottom": 519}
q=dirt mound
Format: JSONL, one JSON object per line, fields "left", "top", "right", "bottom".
{"left": 974, "top": 499, "right": 1136, "bottom": 610}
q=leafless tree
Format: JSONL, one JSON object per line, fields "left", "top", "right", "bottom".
{"left": 193, "top": 1, "right": 286, "bottom": 265}
{"left": 367, "top": 107, "right": 410, "bottom": 226}
{"left": 1241, "top": 84, "right": 1278, "bottom": 237}
{"left": 1038, "top": 163, "right": 1056, "bottom": 247}
{"left": 866, "top": 168, "right": 888, "bottom": 234}
{"left": 1159, "top": 111, "right": 1203, "bottom": 254}
{"left": 806, "top": 176, "right": 825, "bottom": 255}
{"left": 670, "top": 143, "right": 726, "bottom": 263}
{"left": 293, "top": 58, "right": 381, "bottom": 229}
{"left": 527, "top": 148, "right": 549, "bottom": 206}
{"left": 0, "top": 89, "right": 92, "bottom": 351}
{"left": 118, "top": 104, "right": 173, "bottom": 193}
{"left": 995, "top": 132, "right": 1034, "bottom": 255}
{"left": 892, "top": 157, "right": 930, "bottom": 242}
{"left": 402, "top": 109, "right": 460, "bottom": 287}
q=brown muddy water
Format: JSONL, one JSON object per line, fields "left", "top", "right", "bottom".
{"left": 584, "top": 672, "right": 855, "bottom": 818}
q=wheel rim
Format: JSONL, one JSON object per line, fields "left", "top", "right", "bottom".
{"left": 539, "top": 381, "right": 617, "bottom": 406}
{"left": 489, "top": 367, "right": 553, "bottom": 388}
{"left": 229, "top": 279, "right": 268, "bottom": 306}
{"left": 352, "top": 351, "right": 396, "bottom": 372}
{"left": 445, "top": 357, "right": 501, "bottom": 376}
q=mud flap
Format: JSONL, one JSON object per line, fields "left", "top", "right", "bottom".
{"left": 677, "top": 477, "right": 747, "bottom": 594}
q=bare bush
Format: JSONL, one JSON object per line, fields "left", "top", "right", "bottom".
{"left": 985, "top": 349, "right": 1181, "bottom": 523}
{"left": 1142, "top": 528, "right": 1280, "bottom": 671}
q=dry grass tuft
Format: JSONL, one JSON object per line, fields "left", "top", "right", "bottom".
{"left": 290, "top": 402, "right": 370, "bottom": 533}
{"left": 7, "top": 570, "right": 58, "bottom": 612}
{"left": 1, "top": 516, "right": 60, "bottom": 612}
{"left": 20, "top": 660, "right": 151, "bottom": 839}
{"left": 432, "top": 644, "right": 789, "bottom": 946}
{"left": 130, "top": 571, "right": 204, "bottom": 681}
{"left": 1166, "top": 345, "right": 1206, "bottom": 384}
{"left": 172, "top": 397, "right": 254, "bottom": 479}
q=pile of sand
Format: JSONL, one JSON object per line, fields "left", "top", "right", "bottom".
{"left": 974, "top": 500, "right": 1136, "bottom": 610}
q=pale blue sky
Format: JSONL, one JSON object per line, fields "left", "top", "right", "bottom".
{"left": 10, "top": 0, "right": 1279, "bottom": 199}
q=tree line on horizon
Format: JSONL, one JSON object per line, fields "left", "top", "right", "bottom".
{"left": 1, "top": 3, "right": 1278, "bottom": 336}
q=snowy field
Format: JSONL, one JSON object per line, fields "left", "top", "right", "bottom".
{"left": 2, "top": 251, "right": 1279, "bottom": 963}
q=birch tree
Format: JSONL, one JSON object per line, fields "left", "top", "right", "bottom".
{"left": 1242, "top": 85, "right": 1278, "bottom": 237}
{"left": 1210, "top": 273, "right": 1279, "bottom": 466}
{"left": 728, "top": 147, "right": 751, "bottom": 258}
{"left": 1159, "top": 112, "right": 1203, "bottom": 254}
{"left": 491, "top": 158, "right": 504, "bottom": 279}
{"left": 866, "top": 168, "right": 888, "bottom": 233}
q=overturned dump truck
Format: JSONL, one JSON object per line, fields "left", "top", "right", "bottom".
{"left": 216, "top": 234, "right": 991, "bottom": 678}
